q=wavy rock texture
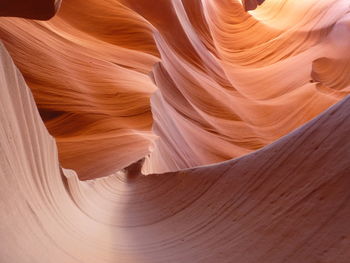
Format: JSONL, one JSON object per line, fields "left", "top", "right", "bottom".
{"left": 0, "top": 0, "right": 349, "bottom": 178}
{"left": 1, "top": 42, "right": 350, "bottom": 262}
{"left": 0, "top": 0, "right": 159, "bottom": 179}
{"left": 1, "top": 0, "right": 350, "bottom": 262}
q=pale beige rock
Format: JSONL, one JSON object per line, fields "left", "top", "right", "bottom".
{"left": 1, "top": 42, "right": 349, "bottom": 263}
{"left": 1, "top": 1, "right": 350, "bottom": 262}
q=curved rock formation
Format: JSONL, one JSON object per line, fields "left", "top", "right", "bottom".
{"left": 1, "top": 42, "right": 350, "bottom": 262}
{"left": 0, "top": 0, "right": 349, "bottom": 178}
{"left": 142, "top": 0, "right": 350, "bottom": 173}
{"left": 1, "top": 0, "right": 350, "bottom": 262}
{"left": 0, "top": 0, "right": 159, "bottom": 178}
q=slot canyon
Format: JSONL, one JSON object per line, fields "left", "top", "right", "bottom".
{"left": 0, "top": 0, "right": 350, "bottom": 262}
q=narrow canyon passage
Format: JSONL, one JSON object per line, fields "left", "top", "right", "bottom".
{"left": 1, "top": 0, "right": 349, "bottom": 179}
{"left": 0, "top": 1, "right": 350, "bottom": 262}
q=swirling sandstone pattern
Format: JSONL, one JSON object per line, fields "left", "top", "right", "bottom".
{"left": 0, "top": 0, "right": 349, "bottom": 178}
{"left": 1, "top": 0, "right": 350, "bottom": 262}
{"left": 1, "top": 42, "right": 350, "bottom": 262}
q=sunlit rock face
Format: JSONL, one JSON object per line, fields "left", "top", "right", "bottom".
{"left": 0, "top": 0, "right": 349, "bottom": 178}
{"left": 1, "top": 0, "right": 350, "bottom": 262}
{"left": 1, "top": 43, "right": 350, "bottom": 262}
